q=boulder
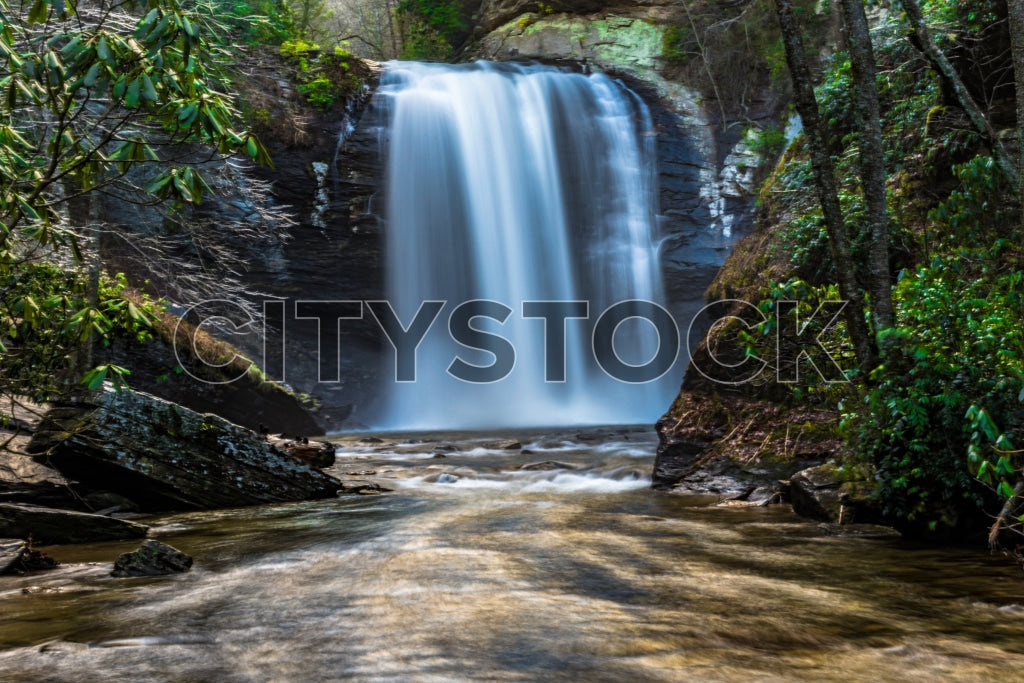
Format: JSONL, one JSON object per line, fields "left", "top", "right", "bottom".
{"left": 0, "top": 503, "right": 148, "bottom": 545}
{"left": 789, "top": 464, "right": 844, "bottom": 521}
{"left": 267, "top": 435, "right": 336, "bottom": 469}
{"left": 112, "top": 540, "right": 193, "bottom": 578}
{"left": 789, "top": 464, "right": 880, "bottom": 524}
{"left": 27, "top": 386, "right": 343, "bottom": 511}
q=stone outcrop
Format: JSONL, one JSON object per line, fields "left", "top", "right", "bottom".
{"left": 652, "top": 393, "right": 849, "bottom": 495}
{"left": 101, "top": 323, "right": 323, "bottom": 438}
{"left": 111, "top": 540, "right": 193, "bottom": 578}
{"left": 0, "top": 503, "right": 148, "bottom": 545}
{"left": 470, "top": 0, "right": 674, "bottom": 37}
{"left": 27, "top": 386, "right": 342, "bottom": 511}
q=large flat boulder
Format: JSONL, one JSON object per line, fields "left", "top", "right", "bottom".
{"left": 27, "top": 386, "right": 342, "bottom": 511}
{"left": 0, "top": 503, "right": 148, "bottom": 545}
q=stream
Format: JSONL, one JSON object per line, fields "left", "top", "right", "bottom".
{"left": 2, "top": 428, "right": 1024, "bottom": 680}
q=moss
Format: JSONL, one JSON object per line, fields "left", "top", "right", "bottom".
{"left": 492, "top": 14, "right": 665, "bottom": 72}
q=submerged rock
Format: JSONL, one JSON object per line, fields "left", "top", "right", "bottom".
{"left": 517, "top": 461, "right": 576, "bottom": 471}
{"left": 483, "top": 440, "right": 522, "bottom": 450}
{"left": 112, "top": 540, "right": 193, "bottom": 578}
{"left": 338, "top": 481, "right": 392, "bottom": 495}
{"left": 715, "top": 485, "right": 783, "bottom": 508}
{"left": 817, "top": 523, "right": 900, "bottom": 539}
{"left": 1, "top": 540, "right": 59, "bottom": 574}
{"left": 0, "top": 503, "right": 148, "bottom": 545}
{"left": 27, "top": 386, "right": 342, "bottom": 511}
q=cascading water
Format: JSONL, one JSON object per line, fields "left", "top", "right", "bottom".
{"left": 374, "top": 60, "right": 676, "bottom": 429}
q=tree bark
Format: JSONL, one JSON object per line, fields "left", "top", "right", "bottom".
{"left": 1008, "top": 0, "right": 1024, "bottom": 222}
{"left": 838, "top": 0, "right": 894, "bottom": 338}
{"left": 773, "top": 0, "right": 877, "bottom": 372}
{"left": 902, "top": 0, "right": 1018, "bottom": 186}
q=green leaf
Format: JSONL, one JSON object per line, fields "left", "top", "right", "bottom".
{"left": 977, "top": 459, "right": 991, "bottom": 482}
{"left": 140, "top": 72, "right": 157, "bottom": 102}
{"left": 135, "top": 8, "right": 159, "bottom": 37}
{"left": 83, "top": 61, "right": 100, "bottom": 87}
{"left": 96, "top": 36, "right": 112, "bottom": 63}
{"left": 125, "top": 78, "right": 140, "bottom": 107}
{"left": 26, "top": 0, "right": 48, "bottom": 24}
{"left": 177, "top": 101, "right": 198, "bottom": 125}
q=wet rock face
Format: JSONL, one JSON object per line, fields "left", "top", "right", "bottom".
{"left": 27, "top": 387, "right": 342, "bottom": 511}
{"left": 112, "top": 540, "right": 193, "bottom": 578}
{"left": 230, "top": 67, "right": 386, "bottom": 429}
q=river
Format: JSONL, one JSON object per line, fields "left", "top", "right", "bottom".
{"left": 1, "top": 428, "right": 1023, "bottom": 680}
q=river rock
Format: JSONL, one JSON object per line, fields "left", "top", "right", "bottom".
{"left": 111, "top": 540, "right": 193, "bottom": 578}
{"left": 483, "top": 440, "right": 522, "bottom": 450}
{"left": 268, "top": 435, "right": 336, "bottom": 469}
{"left": 817, "top": 523, "right": 901, "bottom": 539}
{"left": 789, "top": 465, "right": 844, "bottom": 521}
{"left": 517, "top": 461, "right": 576, "bottom": 471}
{"left": 789, "top": 464, "right": 880, "bottom": 524}
{"left": 338, "top": 481, "right": 391, "bottom": 495}
{"left": 27, "top": 386, "right": 342, "bottom": 511}
{"left": 0, "top": 539, "right": 26, "bottom": 574}
{"left": 0, "top": 503, "right": 148, "bottom": 545}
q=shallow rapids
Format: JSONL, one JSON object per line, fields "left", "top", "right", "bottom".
{"left": 1, "top": 428, "right": 1023, "bottom": 680}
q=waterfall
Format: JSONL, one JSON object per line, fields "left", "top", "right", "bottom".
{"left": 373, "top": 60, "right": 676, "bottom": 429}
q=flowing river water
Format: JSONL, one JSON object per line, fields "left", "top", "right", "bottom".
{"left": 2, "top": 428, "right": 1024, "bottom": 680}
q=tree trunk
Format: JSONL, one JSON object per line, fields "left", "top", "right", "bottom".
{"left": 1008, "top": 0, "right": 1024, "bottom": 222}
{"left": 838, "top": 0, "right": 894, "bottom": 338}
{"left": 902, "top": 0, "right": 1018, "bottom": 186}
{"left": 385, "top": 0, "right": 400, "bottom": 59}
{"left": 773, "top": 0, "right": 877, "bottom": 373}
